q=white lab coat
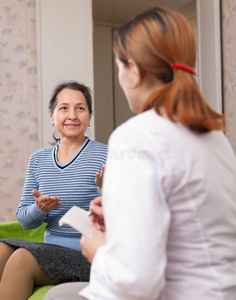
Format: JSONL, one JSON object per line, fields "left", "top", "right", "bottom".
{"left": 80, "top": 109, "right": 236, "bottom": 300}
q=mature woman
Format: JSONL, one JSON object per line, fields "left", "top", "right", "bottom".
{"left": 45, "top": 7, "right": 236, "bottom": 300}
{"left": 0, "top": 81, "right": 107, "bottom": 300}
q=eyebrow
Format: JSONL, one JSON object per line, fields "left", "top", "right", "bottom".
{"left": 58, "top": 102, "right": 86, "bottom": 106}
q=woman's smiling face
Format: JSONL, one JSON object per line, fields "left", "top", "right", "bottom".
{"left": 49, "top": 88, "right": 91, "bottom": 140}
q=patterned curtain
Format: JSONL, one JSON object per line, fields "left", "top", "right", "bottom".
{"left": 0, "top": 0, "right": 38, "bottom": 221}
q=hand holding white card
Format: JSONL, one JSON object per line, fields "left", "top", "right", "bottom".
{"left": 59, "top": 206, "right": 93, "bottom": 237}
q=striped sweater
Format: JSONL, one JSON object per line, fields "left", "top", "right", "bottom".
{"left": 16, "top": 137, "right": 107, "bottom": 250}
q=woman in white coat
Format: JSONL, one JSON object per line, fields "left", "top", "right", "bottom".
{"left": 45, "top": 6, "right": 236, "bottom": 300}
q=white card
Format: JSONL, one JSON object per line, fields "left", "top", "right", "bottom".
{"left": 59, "top": 206, "right": 93, "bottom": 237}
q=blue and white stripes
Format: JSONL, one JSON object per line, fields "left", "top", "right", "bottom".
{"left": 16, "top": 138, "right": 108, "bottom": 241}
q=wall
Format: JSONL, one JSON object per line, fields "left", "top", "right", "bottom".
{"left": 93, "top": 24, "right": 114, "bottom": 144}
{"left": 93, "top": 24, "right": 134, "bottom": 144}
{"left": 36, "top": 0, "right": 94, "bottom": 148}
{"left": 221, "top": 0, "right": 236, "bottom": 154}
{"left": 0, "top": 0, "right": 38, "bottom": 221}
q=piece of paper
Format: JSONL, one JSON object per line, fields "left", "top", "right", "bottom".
{"left": 59, "top": 206, "right": 93, "bottom": 237}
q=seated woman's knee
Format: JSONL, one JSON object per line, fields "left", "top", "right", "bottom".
{"left": 7, "top": 248, "right": 34, "bottom": 269}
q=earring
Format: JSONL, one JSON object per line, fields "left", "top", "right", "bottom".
{"left": 52, "top": 122, "right": 54, "bottom": 127}
{"left": 133, "top": 80, "right": 138, "bottom": 88}
{"left": 88, "top": 123, "right": 90, "bottom": 127}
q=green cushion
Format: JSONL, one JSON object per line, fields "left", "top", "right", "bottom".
{"left": 0, "top": 221, "right": 53, "bottom": 299}
{"left": 0, "top": 221, "right": 46, "bottom": 242}
{"left": 29, "top": 285, "right": 54, "bottom": 300}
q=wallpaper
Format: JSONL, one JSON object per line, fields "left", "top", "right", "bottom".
{"left": 0, "top": 0, "right": 38, "bottom": 221}
{"left": 221, "top": 0, "right": 236, "bottom": 154}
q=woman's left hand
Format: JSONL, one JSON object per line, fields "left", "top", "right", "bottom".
{"left": 80, "top": 226, "right": 105, "bottom": 263}
{"left": 95, "top": 165, "right": 105, "bottom": 192}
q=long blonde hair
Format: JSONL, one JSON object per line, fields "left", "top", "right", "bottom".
{"left": 114, "top": 6, "right": 224, "bottom": 133}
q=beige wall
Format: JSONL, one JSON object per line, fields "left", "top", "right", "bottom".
{"left": 37, "top": 0, "right": 94, "bottom": 148}
{"left": 93, "top": 24, "right": 134, "bottom": 144}
{"left": 93, "top": 24, "right": 114, "bottom": 144}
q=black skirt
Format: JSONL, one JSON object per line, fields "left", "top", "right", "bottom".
{"left": 0, "top": 239, "right": 90, "bottom": 285}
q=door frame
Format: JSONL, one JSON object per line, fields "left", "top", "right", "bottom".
{"left": 196, "top": 0, "right": 222, "bottom": 113}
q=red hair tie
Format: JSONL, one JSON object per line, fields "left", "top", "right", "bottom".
{"left": 171, "top": 63, "right": 197, "bottom": 76}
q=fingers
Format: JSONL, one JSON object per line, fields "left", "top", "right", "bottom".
{"left": 31, "top": 189, "right": 42, "bottom": 197}
{"left": 80, "top": 228, "right": 105, "bottom": 263}
{"left": 95, "top": 173, "right": 102, "bottom": 192}
{"left": 31, "top": 190, "right": 61, "bottom": 213}
{"left": 90, "top": 197, "right": 103, "bottom": 217}
{"left": 89, "top": 197, "right": 105, "bottom": 231}
{"left": 101, "top": 164, "right": 105, "bottom": 176}
{"left": 90, "top": 196, "right": 102, "bottom": 207}
{"left": 95, "top": 172, "right": 102, "bottom": 184}
{"left": 93, "top": 221, "right": 105, "bottom": 232}
{"left": 50, "top": 196, "right": 60, "bottom": 201}
{"left": 36, "top": 197, "right": 61, "bottom": 213}
{"left": 90, "top": 202, "right": 103, "bottom": 218}
{"left": 95, "top": 164, "right": 106, "bottom": 192}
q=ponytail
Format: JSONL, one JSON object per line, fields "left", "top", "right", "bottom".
{"left": 143, "top": 71, "right": 224, "bottom": 133}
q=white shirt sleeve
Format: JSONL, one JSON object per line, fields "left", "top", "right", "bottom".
{"left": 80, "top": 125, "right": 171, "bottom": 300}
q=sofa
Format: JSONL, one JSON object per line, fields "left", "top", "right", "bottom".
{"left": 0, "top": 221, "right": 53, "bottom": 299}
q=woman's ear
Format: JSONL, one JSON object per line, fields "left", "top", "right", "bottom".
{"left": 88, "top": 115, "right": 92, "bottom": 127}
{"left": 127, "top": 58, "right": 141, "bottom": 88}
{"left": 48, "top": 109, "right": 54, "bottom": 126}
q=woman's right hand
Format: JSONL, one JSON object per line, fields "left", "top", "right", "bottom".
{"left": 31, "top": 189, "right": 61, "bottom": 213}
{"left": 89, "top": 196, "right": 105, "bottom": 231}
